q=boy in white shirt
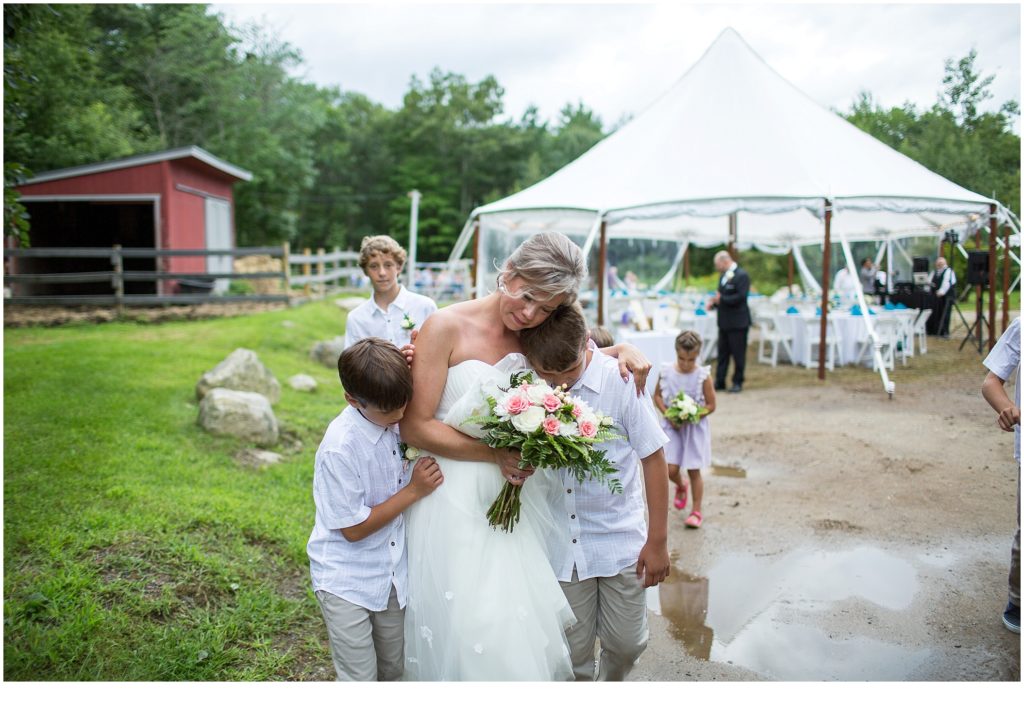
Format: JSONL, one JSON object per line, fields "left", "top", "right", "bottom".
{"left": 308, "top": 338, "right": 444, "bottom": 680}
{"left": 519, "top": 303, "right": 670, "bottom": 681}
{"left": 344, "top": 235, "right": 438, "bottom": 349}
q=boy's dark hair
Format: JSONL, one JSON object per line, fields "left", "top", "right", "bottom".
{"left": 589, "top": 325, "right": 614, "bottom": 349}
{"left": 675, "top": 329, "right": 703, "bottom": 352}
{"left": 520, "top": 302, "right": 588, "bottom": 372}
{"left": 338, "top": 338, "right": 412, "bottom": 411}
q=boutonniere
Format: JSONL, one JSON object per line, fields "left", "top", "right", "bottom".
{"left": 400, "top": 313, "right": 416, "bottom": 331}
{"left": 725, "top": 270, "right": 735, "bottom": 282}
{"left": 399, "top": 442, "right": 421, "bottom": 462}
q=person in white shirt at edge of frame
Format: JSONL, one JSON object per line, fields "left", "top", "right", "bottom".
{"left": 982, "top": 317, "right": 1021, "bottom": 635}
{"left": 519, "top": 302, "right": 671, "bottom": 681}
{"left": 832, "top": 265, "right": 861, "bottom": 304}
{"left": 307, "top": 338, "right": 444, "bottom": 681}
{"left": 344, "top": 235, "right": 439, "bottom": 352}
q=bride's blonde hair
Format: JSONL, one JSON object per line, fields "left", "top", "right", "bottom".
{"left": 496, "top": 232, "right": 587, "bottom": 305}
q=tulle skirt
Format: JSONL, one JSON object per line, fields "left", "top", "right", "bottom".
{"left": 403, "top": 456, "right": 575, "bottom": 681}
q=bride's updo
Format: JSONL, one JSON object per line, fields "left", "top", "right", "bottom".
{"left": 497, "top": 232, "right": 588, "bottom": 306}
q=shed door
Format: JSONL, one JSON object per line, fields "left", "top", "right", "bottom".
{"left": 205, "top": 198, "right": 232, "bottom": 293}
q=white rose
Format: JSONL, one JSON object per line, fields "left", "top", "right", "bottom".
{"left": 525, "top": 384, "right": 552, "bottom": 404}
{"left": 558, "top": 421, "right": 579, "bottom": 437}
{"left": 600, "top": 415, "right": 614, "bottom": 427}
{"left": 511, "top": 405, "right": 546, "bottom": 433}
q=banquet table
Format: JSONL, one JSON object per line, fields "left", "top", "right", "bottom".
{"left": 618, "top": 310, "right": 718, "bottom": 395}
{"left": 775, "top": 308, "right": 917, "bottom": 368}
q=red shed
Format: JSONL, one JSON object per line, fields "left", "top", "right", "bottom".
{"left": 15, "top": 146, "right": 252, "bottom": 295}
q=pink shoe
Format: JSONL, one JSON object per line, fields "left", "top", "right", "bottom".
{"left": 673, "top": 483, "right": 688, "bottom": 510}
{"left": 684, "top": 510, "right": 703, "bottom": 528}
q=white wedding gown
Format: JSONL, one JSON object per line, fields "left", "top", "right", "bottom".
{"left": 403, "top": 354, "right": 576, "bottom": 681}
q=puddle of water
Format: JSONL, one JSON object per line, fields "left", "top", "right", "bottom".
{"left": 657, "top": 547, "right": 930, "bottom": 680}
{"left": 711, "top": 464, "right": 747, "bottom": 478}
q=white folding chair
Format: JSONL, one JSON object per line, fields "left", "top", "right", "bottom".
{"left": 803, "top": 316, "right": 842, "bottom": 370}
{"left": 910, "top": 309, "right": 932, "bottom": 356}
{"left": 855, "top": 317, "right": 901, "bottom": 371}
{"left": 757, "top": 315, "right": 794, "bottom": 367}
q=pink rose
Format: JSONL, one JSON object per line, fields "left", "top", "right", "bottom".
{"left": 578, "top": 419, "right": 598, "bottom": 438}
{"left": 504, "top": 393, "right": 531, "bottom": 415}
{"left": 571, "top": 404, "right": 583, "bottom": 418}
{"left": 542, "top": 416, "right": 561, "bottom": 435}
{"left": 542, "top": 393, "right": 562, "bottom": 412}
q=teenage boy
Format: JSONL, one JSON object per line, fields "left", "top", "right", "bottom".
{"left": 308, "top": 338, "right": 444, "bottom": 680}
{"left": 344, "top": 235, "right": 438, "bottom": 349}
{"left": 519, "top": 303, "right": 670, "bottom": 681}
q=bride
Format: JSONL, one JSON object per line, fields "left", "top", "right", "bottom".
{"left": 398, "top": 232, "right": 650, "bottom": 680}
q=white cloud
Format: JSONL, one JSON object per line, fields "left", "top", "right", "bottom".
{"left": 213, "top": 2, "right": 1021, "bottom": 127}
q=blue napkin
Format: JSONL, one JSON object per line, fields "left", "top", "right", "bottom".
{"left": 884, "top": 302, "right": 896, "bottom": 310}
{"left": 815, "top": 307, "right": 822, "bottom": 316}
{"left": 695, "top": 307, "right": 707, "bottom": 316}
{"left": 786, "top": 306, "right": 799, "bottom": 314}
{"left": 895, "top": 302, "right": 907, "bottom": 309}
{"left": 869, "top": 308, "right": 877, "bottom": 315}
{"left": 851, "top": 305, "right": 863, "bottom": 316}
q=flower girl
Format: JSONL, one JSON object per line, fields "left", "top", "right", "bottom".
{"left": 653, "top": 330, "right": 716, "bottom": 528}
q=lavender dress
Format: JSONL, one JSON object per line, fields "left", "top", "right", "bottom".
{"left": 657, "top": 362, "right": 712, "bottom": 470}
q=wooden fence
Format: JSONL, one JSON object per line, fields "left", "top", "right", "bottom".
{"left": 3, "top": 244, "right": 472, "bottom": 308}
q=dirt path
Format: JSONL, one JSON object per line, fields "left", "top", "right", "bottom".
{"left": 633, "top": 333, "right": 1020, "bottom": 681}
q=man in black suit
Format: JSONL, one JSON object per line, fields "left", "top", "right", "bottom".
{"left": 708, "top": 250, "right": 751, "bottom": 393}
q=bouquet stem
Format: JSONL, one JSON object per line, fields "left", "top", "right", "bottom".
{"left": 486, "top": 482, "right": 523, "bottom": 532}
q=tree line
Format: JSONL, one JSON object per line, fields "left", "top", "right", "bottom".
{"left": 4, "top": 4, "right": 1019, "bottom": 271}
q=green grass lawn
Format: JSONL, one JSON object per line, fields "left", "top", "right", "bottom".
{"left": 3, "top": 299, "right": 359, "bottom": 680}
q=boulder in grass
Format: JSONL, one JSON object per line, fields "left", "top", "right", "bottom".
{"left": 196, "top": 348, "right": 281, "bottom": 403}
{"left": 198, "top": 388, "right": 279, "bottom": 447}
{"left": 310, "top": 336, "right": 346, "bottom": 369}
{"left": 289, "top": 374, "right": 318, "bottom": 392}
{"left": 335, "top": 297, "right": 365, "bottom": 312}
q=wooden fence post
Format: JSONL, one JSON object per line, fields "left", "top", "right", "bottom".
{"left": 282, "top": 241, "right": 291, "bottom": 296}
{"left": 303, "top": 247, "right": 311, "bottom": 297}
{"left": 316, "top": 247, "right": 326, "bottom": 298}
{"left": 332, "top": 246, "right": 340, "bottom": 295}
{"left": 111, "top": 244, "right": 124, "bottom": 316}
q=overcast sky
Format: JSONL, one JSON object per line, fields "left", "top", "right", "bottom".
{"left": 212, "top": 1, "right": 1021, "bottom": 128}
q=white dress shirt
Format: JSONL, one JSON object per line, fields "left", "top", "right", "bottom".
{"left": 551, "top": 350, "right": 669, "bottom": 582}
{"left": 983, "top": 317, "right": 1021, "bottom": 460}
{"left": 307, "top": 406, "right": 410, "bottom": 611}
{"left": 935, "top": 267, "right": 956, "bottom": 297}
{"left": 343, "top": 285, "right": 438, "bottom": 348}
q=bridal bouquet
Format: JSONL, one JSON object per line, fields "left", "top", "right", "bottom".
{"left": 664, "top": 390, "right": 708, "bottom": 426}
{"left": 464, "top": 371, "right": 622, "bottom": 532}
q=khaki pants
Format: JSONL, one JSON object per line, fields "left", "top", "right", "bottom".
{"left": 316, "top": 587, "right": 404, "bottom": 681}
{"left": 560, "top": 565, "right": 649, "bottom": 681}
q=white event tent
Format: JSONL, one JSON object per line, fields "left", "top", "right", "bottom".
{"left": 447, "top": 27, "right": 1016, "bottom": 395}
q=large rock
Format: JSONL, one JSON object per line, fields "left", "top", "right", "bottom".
{"left": 196, "top": 348, "right": 281, "bottom": 403}
{"left": 310, "top": 336, "right": 346, "bottom": 369}
{"left": 198, "top": 388, "right": 279, "bottom": 447}
{"left": 335, "top": 296, "right": 365, "bottom": 312}
{"left": 288, "top": 374, "right": 318, "bottom": 392}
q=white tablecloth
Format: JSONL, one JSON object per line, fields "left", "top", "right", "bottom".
{"left": 775, "top": 309, "right": 917, "bottom": 368}
{"left": 618, "top": 312, "right": 718, "bottom": 395}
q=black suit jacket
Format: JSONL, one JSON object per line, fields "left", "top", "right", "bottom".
{"left": 715, "top": 266, "right": 751, "bottom": 330}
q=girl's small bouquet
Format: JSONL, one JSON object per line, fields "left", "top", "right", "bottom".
{"left": 463, "top": 371, "right": 622, "bottom": 532}
{"left": 664, "top": 390, "right": 709, "bottom": 426}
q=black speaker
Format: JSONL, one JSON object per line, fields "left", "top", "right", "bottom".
{"left": 967, "top": 251, "right": 989, "bottom": 285}
{"left": 912, "top": 256, "right": 929, "bottom": 273}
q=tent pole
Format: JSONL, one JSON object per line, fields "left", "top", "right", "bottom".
{"left": 684, "top": 245, "right": 691, "bottom": 287}
{"left": 1003, "top": 223, "right": 1011, "bottom": 333}
{"left": 988, "top": 204, "right": 997, "bottom": 351}
{"left": 787, "top": 246, "right": 794, "bottom": 291}
{"left": 728, "top": 213, "right": 738, "bottom": 260}
{"left": 597, "top": 218, "right": 608, "bottom": 326}
{"left": 818, "top": 199, "right": 832, "bottom": 381}
{"left": 471, "top": 217, "right": 481, "bottom": 299}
